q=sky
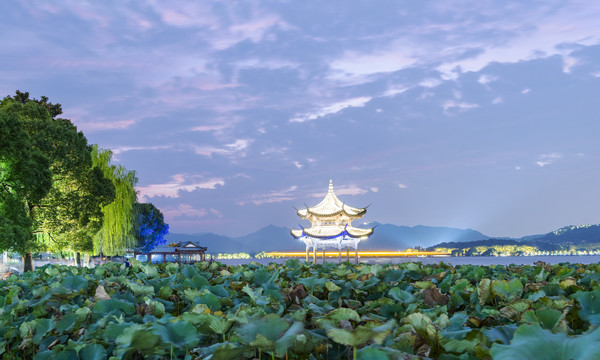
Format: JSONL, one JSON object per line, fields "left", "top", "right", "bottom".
{"left": 2, "top": 1, "right": 600, "bottom": 238}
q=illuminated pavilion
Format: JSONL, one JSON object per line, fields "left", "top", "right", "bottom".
{"left": 291, "top": 180, "right": 374, "bottom": 264}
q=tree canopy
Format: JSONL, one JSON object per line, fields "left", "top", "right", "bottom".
{"left": 0, "top": 91, "right": 116, "bottom": 270}
{"left": 133, "top": 202, "right": 169, "bottom": 253}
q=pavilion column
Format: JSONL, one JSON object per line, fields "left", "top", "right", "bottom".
{"left": 346, "top": 246, "right": 350, "bottom": 262}
{"left": 354, "top": 244, "right": 359, "bottom": 264}
{"left": 313, "top": 246, "right": 317, "bottom": 264}
{"left": 305, "top": 245, "right": 309, "bottom": 262}
{"left": 163, "top": 253, "right": 166, "bottom": 263}
{"left": 322, "top": 248, "right": 326, "bottom": 263}
{"left": 338, "top": 246, "right": 342, "bottom": 263}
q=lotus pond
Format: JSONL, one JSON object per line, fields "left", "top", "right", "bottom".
{"left": 1, "top": 259, "right": 600, "bottom": 359}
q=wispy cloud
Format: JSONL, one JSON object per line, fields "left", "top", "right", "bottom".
{"left": 137, "top": 174, "right": 224, "bottom": 201}
{"left": 190, "top": 124, "right": 230, "bottom": 133}
{"left": 535, "top": 152, "right": 563, "bottom": 167}
{"left": 328, "top": 49, "right": 415, "bottom": 84}
{"left": 442, "top": 100, "right": 479, "bottom": 114}
{"left": 310, "top": 184, "right": 370, "bottom": 197}
{"left": 111, "top": 145, "right": 172, "bottom": 155}
{"left": 290, "top": 97, "right": 372, "bottom": 123}
{"left": 162, "top": 204, "right": 209, "bottom": 219}
{"left": 478, "top": 74, "right": 498, "bottom": 85}
{"left": 242, "top": 186, "right": 298, "bottom": 206}
{"left": 398, "top": 183, "right": 408, "bottom": 189}
{"left": 193, "top": 139, "right": 253, "bottom": 157}
{"left": 419, "top": 78, "right": 442, "bottom": 88}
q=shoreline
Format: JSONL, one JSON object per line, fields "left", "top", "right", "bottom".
{"left": 218, "top": 254, "right": 600, "bottom": 266}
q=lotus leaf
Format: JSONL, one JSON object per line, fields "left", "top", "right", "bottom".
{"left": 61, "top": 275, "right": 89, "bottom": 292}
{"left": 153, "top": 320, "right": 198, "bottom": 349}
{"left": 78, "top": 344, "right": 107, "bottom": 360}
{"left": 491, "top": 279, "right": 523, "bottom": 302}
{"left": 126, "top": 281, "right": 154, "bottom": 296}
{"left": 93, "top": 299, "right": 135, "bottom": 318}
{"left": 521, "top": 308, "right": 562, "bottom": 330}
{"left": 388, "top": 287, "right": 415, "bottom": 303}
{"left": 574, "top": 290, "right": 600, "bottom": 325}
{"left": 477, "top": 278, "right": 491, "bottom": 306}
{"left": 491, "top": 323, "right": 600, "bottom": 360}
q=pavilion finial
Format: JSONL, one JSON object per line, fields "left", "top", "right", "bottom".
{"left": 328, "top": 179, "right": 334, "bottom": 193}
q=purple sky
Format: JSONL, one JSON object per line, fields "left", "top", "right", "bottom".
{"left": 2, "top": 1, "right": 600, "bottom": 237}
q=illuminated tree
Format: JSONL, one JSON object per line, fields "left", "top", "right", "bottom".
{"left": 133, "top": 202, "right": 169, "bottom": 253}
{"left": 0, "top": 91, "right": 114, "bottom": 271}
{"left": 92, "top": 146, "right": 138, "bottom": 256}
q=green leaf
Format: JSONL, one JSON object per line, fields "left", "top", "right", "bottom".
{"left": 236, "top": 314, "right": 294, "bottom": 351}
{"left": 126, "top": 281, "right": 155, "bottom": 296}
{"left": 61, "top": 275, "right": 89, "bottom": 292}
{"left": 356, "top": 347, "right": 411, "bottom": 360}
{"left": 44, "top": 267, "right": 60, "bottom": 277}
{"left": 208, "top": 315, "right": 232, "bottom": 335}
{"left": 141, "top": 264, "right": 159, "bottom": 278}
{"left": 274, "top": 321, "right": 303, "bottom": 357}
{"left": 78, "top": 344, "right": 106, "bottom": 360}
{"left": 574, "top": 290, "right": 600, "bottom": 325}
{"left": 32, "top": 318, "right": 54, "bottom": 345}
{"left": 388, "top": 287, "right": 415, "bottom": 303}
{"left": 326, "top": 327, "right": 373, "bottom": 348}
{"left": 491, "top": 279, "right": 523, "bottom": 302}
{"left": 405, "top": 313, "right": 437, "bottom": 341}
{"left": 145, "top": 298, "right": 165, "bottom": 318}
{"left": 326, "top": 320, "right": 395, "bottom": 348}
{"left": 201, "top": 342, "right": 245, "bottom": 360}
{"left": 93, "top": 299, "right": 136, "bottom": 318}
{"left": 115, "top": 324, "right": 161, "bottom": 355}
{"left": 153, "top": 321, "right": 199, "bottom": 349}
{"left": 158, "top": 285, "right": 172, "bottom": 299}
{"left": 521, "top": 308, "right": 562, "bottom": 330}
{"left": 322, "top": 308, "right": 361, "bottom": 322}
{"left": 443, "top": 338, "right": 477, "bottom": 354}
{"left": 196, "top": 292, "right": 222, "bottom": 311}
{"left": 326, "top": 281, "right": 341, "bottom": 292}
{"left": 491, "top": 324, "right": 600, "bottom": 360}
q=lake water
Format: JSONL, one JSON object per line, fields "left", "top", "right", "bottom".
{"left": 219, "top": 255, "right": 600, "bottom": 266}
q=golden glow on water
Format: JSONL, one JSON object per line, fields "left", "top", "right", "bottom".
{"left": 266, "top": 250, "right": 450, "bottom": 257}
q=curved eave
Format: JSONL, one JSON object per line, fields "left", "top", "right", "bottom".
{"left": 303, "top": 207, "right": 367, "bottom": 219}
{"left": 291, "top": 227, "right": 374, "bottom": 240}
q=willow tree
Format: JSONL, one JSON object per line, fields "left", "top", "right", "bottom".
{"left": 92, "top": 146, "right": 138, "bottom": 256}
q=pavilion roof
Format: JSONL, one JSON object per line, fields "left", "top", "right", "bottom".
{"left": 146, "top": 241, "right": 207, "bottom": 253}
{"left": 297, "top": 180, "right": 367, "bottom": 218}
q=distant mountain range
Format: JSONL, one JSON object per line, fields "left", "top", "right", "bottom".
{"left": 166, "top": 222, "right": 491, "bottom": 253}
{"left": 427, "top": 224, "right": 600, "bottom": 251}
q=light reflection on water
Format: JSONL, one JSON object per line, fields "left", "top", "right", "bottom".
{"left": 219, "top": 255, "right": 600, "bottom": 266}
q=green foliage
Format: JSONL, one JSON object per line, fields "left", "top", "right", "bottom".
{"left": 2, "top": 261, "right": 600, "bottom": 358}
{"left": 0, "top": 91, "right": 115, "bottom": 263}
{"left": 491, "top": 324, "right": 600, "bottom": 360}
{"left": 91, "top": 146, "right": 138, "bottom": 256}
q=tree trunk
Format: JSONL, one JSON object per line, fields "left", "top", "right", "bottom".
{"left": 76, "top": 252, "right": 82, "bottom": 267}
{"left": 23, "top": 252, "right": 34, "bottom": 272}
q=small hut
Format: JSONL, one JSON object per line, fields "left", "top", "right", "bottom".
{"left": 134, "top": 241, "right": 207, "bottom": 264}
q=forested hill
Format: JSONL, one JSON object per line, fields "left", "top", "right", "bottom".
{"left": 429, "top": 224, "right": 600, "bottom": 252}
